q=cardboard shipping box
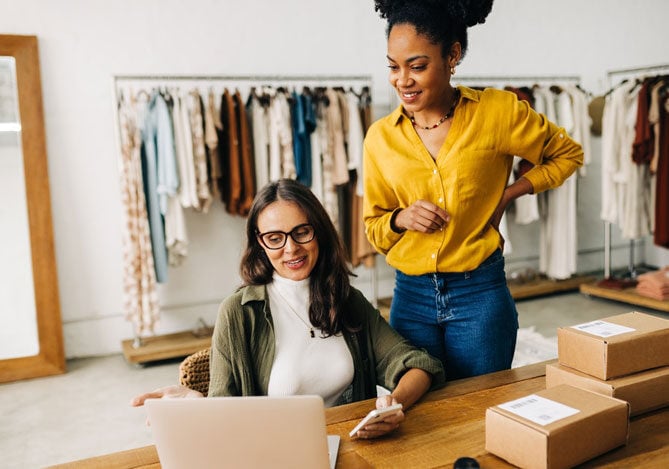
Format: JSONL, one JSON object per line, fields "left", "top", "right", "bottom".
{"left": 546, "top": 362, "right": 669, "bottom": 416}
{"left": 485, "top": 385, "right": 629, "bottom": 469}
{"left": 557, "top": 311, "right": 669, "bottom": 380}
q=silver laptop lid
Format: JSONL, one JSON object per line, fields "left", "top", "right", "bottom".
{"left": 145, "top": 395, "right": 330, "bottom": 469}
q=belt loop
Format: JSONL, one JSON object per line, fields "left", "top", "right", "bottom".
{"left": 464, "top": 271, "right": 471, "bottom": 279}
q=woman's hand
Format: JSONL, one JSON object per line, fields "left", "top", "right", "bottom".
{"left": 130, "top": 385, "right": 204, "bottom": 407}
{"left": 479, "top": 177, "right": 535, "bottom": 240}
{"left": 352, "top": 395, "right": 405, "bottom": 440}
{"left": 393, "top": 200, "right": 450, "bottom": 233}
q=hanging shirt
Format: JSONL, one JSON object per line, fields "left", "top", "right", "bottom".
{"left": 325, "top": 88, "right": 349, "bottom": 185}
{"left": 235, "top": 89, "right": 256, "bottom": 215}
{"left": 220, "top": 88, "right": 242, "bottom": 214}
{"left": 204, "top": 89, "right": 223, "bottom": 200}
{"left": 346, "top": 90, "right": 365, "bottom": 195}
{"left": 310, "top": 96, "right": 326, "bottom": 202}
{"left": 539, "top": 87, "right": 578, "bottom": 279}
{"left": 318, "top": 94, "right": 340, "bottom": 228}
{"left": 140, "top": 91, "right": 176, "bottom": 283}
{"left": 267, "top": 90, "right": 296, "bottom": 181}
{"left": 160, "top": 90, "right": 188, "bottom": 267}
{"left": 620, "top": 86, "right": 652, "bottom": 240}
{"left": 291, "top": 90, "right": 310, "bottom": 186}
{"left": 173, "top": 89, "right": 200, "bottom": 210}
{"left": 248, "top": 90, "right": 271, "bottom": 190}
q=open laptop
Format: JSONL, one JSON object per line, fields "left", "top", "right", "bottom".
{"left": 144, "top": 395, "right": 338, "bottom": 469}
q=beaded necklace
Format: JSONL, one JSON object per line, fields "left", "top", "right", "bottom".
{"left": 410, "top": 88, "right": 461, "bottom": 130}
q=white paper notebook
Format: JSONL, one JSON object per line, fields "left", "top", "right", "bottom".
{"left": 145, "top": 395, "right": 336, "bottom": 469}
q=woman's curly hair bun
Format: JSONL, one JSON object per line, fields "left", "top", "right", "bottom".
{"left": 374, "top": 0, "right": 493, "bottom": 27}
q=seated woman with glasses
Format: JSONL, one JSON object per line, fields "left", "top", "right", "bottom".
{"left": 132, "top": 178, "right": 444, "bottom": 439}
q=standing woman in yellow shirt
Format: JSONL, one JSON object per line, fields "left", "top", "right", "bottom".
{"left": 364, "top": 0, "right": 584, "bottom": 380}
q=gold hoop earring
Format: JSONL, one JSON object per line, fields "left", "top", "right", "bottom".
{"left": 450, "top": 67, "right": 456, "bottom": 75}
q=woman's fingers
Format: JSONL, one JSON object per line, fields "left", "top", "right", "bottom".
{"left": 401, "top": 201, "right": 450, "bottom": 232}
{"left": 130, "top": 391, "right": 165, "bottom": 407}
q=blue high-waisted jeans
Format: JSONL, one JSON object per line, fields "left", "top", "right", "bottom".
{"left": 390, "top": 249, "right": 518, "bottom": 380}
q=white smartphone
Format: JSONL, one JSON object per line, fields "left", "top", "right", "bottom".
{"left": 348, "top": 403, "right": 403, "bottom": 438}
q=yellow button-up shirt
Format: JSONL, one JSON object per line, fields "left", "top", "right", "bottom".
{"left": 363, "top": 85, "right": 584, "bottom": 274}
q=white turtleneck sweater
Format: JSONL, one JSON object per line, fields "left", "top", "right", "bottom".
{"left": 266, "top": 273, "right": 354, "bottom": 407}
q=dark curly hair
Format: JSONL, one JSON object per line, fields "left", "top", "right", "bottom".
{"left": 240, "top": 179, "right": 358, "bottom": 336}
{"left": 374, "top": 0, "right": 494, "bottom": 61}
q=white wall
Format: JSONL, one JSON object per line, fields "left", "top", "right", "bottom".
{"left": 1, "top": 0, "right": 668, "bottom": 358}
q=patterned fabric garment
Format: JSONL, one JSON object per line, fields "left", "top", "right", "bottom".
{"left": 204, "top": 89, "right": 223, "bottom": 200}
{"left": 274, "top": 91, "right": 297, "bottom": 180}
{"left": 117, "top": 94, "right": 160, "bottom": 336}
{"left": 189, "top": 90, "right": 212, "bottom": 213}
{"left": 315, "top": 96, "right": 339, "bottom": 229}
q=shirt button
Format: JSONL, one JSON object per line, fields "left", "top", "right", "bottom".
{"left": 431, "top": 253, "right": 436, "bottom": 259}
{"left": 433, "top": 169, "right": 438, "bottom": 174}
{"left": 438, "top": 198, "right": 443, "bottom": 203}
{"left": 559, "top": 133, "right": 564, "bottom": 139}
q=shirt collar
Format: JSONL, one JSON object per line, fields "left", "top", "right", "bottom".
{"left": 391, "top": 85, "right": 480, "bottom": 126}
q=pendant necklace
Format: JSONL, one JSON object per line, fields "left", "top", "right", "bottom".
{"left": 273, "top": 286, "right": 316, "bottom": 338}
{"left": 411, "top": 88, "right": 461, "bottom": 130}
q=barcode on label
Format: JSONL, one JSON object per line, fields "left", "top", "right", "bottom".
{"left": 509, "top": 398, "right": 538, "bottom": 409}
{"left": 572, "top": 320, "right": 636, "bottom": 338}
{"left": 577, "top": 321, "right": 605, "bottom": 329}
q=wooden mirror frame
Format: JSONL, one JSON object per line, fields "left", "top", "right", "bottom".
{"left": 0, "top": 34, "right": 65, "bottom": 382}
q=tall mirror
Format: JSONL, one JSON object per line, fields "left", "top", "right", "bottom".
{"left": 0, "top": 35, "right": 65, "bottom": 382}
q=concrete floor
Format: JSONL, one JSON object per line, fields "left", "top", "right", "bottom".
{"left": 1, "top": 292, "right": 665, "bottom": 469}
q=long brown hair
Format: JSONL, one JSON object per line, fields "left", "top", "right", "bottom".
{"left": 240, "top": 179, "right": 358, "bottom": 336}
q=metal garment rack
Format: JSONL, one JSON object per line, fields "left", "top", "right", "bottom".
{"left": 602, "top": 64, "right": 669, "bottom": 279}
{"left": 113, "top": 74, "right": 381, "bottom": 354}
{"left": 113, "top": 74, "right": 373, "bottom": 98}
{"left": 454, "top": 75, "right": 581, "bottom": 86}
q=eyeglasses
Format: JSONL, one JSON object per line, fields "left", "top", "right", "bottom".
{"left": 256, "top": 223, "right": 315, "bottom": 250}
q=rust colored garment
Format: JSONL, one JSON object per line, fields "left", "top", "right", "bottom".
{"left": 632, "top": 80, "right": 653, "bottom": 165}
{"left": 235, "top": 90, "right": 256, "bottom": 216}
{"left": 655, "top": 95, "right": 669, "bottom": 248}
{"left": 220, "top": 89, "right": 242, "bottom": 215}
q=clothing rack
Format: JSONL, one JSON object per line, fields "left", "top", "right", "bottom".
{"left": 114, "top": 74, "right": 380, "bottom": 361}
{"left": 600, "top": 64, "right": 669, "bottom": 280}
{"left": 455, "top": 75, "right": 581, "bottom": 86}
{"left": 580, "top": 64, "right": 669, "bottom": 313}
{"left": 113, "top": 74, "right": 373, "bottom": 97}
{"left": 114, "top": 73, "right": 373, "bottom": 81}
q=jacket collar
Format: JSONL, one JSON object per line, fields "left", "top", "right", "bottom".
{"left": 240, "top": 283, "right": 268, "bottom": 304}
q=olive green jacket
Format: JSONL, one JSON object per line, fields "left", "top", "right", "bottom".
{"left": 209, "top": 284, "right": 445, "bottom": 403}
